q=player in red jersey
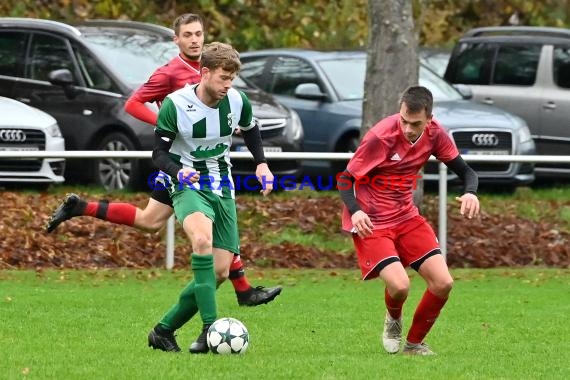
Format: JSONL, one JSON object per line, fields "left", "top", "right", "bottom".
{"left": 338, "top": 86, "right": 480, "bottom": 355}
{"left": 46, "top": 13, "right": 282, "bottom": 308}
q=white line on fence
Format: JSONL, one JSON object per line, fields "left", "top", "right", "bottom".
{"left": 2, "top": 151, "right": 570, "bottom": 268}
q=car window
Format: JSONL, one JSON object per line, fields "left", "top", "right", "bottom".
{"left": 28, "top": 33, "right": 76, "bottom": 83}
{"left": 553, "top": 46, "right": 570, "bottom": 89}
{"left": 240, "top": 58, "right": 269, "bottom": 90}
{"left": 0, "top": 31, "right": 28, "bottom": 78}
{"left": 318, "top": 58, "right": 365, "bottom": 100}
{"left": 493, "top": 45, "right": 540, "bottom": 86}
{"left": 446, "top": 42, "right": 496, "bottom": 85}
{"left": 419, "top": 66, "right": 462, "bottom": 101}
{"left": 80, "top": 30, "right": 177, "bottom": 87}
{"left": 73, "top": 43, "right": 118, "bottom": 92}
{"left": 268, "top": 56, "right": 320, "bottom": 96}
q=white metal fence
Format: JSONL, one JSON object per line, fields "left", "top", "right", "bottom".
{"left": 2, "top": 150, "right": 570, "bottom": 268}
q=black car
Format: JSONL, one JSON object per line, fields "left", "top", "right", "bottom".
{"left": 0, "top": 18, "right": 303, "bottom": 190}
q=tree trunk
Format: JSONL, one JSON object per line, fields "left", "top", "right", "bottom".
{"left": 362, "top": 0, "right": 423, "bottom": 208}
{"left": 362, "top": 0, "right": 418, "bottom": 135}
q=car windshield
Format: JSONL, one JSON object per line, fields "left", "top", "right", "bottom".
{"left": 80, "top": 29, "right": 252, "bottom": 90}
{"left": 418, "top": 66, "right": 463, "bottom": 101}
{"left": 318, "top": 57, "right": 462, "bottom": 102}
{"left": 80, "top": 29, "right": 179, "bottom": 87}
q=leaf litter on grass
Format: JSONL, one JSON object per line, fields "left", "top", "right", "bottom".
{"left": 0, "top": 190, "right": 569, "bottom": 270}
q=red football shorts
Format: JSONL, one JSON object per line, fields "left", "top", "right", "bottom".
{"left": 352, "top": 215, "right": 440, "bottom": 280}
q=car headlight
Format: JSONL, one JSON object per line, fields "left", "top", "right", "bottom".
{"left": 289, "top": 109, "right": 303, "bottom": 140}
{"left": 518, "top": 125, "right": 532, "bottom": 144}
{"left": 46, "top": 123, "right": 62, "bottom": 138}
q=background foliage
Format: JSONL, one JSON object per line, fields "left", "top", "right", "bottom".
{"left": 1, "top": 0, "right": 569, "bottom": 52}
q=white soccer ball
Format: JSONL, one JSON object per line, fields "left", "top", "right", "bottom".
{"left": 207, "top": 317, "right": 250, "bottom": 354}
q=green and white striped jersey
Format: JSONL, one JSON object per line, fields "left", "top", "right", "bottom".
{"left": 156, "top": 84, "right": 254, "bottom": 198}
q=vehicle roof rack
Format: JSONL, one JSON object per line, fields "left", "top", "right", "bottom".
{"left": 464, "top": 26, "right": 570, "bottom": 39}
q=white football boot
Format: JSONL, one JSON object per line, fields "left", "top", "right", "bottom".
{"left": 382, "top": 312, "right": 402, "bottom": 354}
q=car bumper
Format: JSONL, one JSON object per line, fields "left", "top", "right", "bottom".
{"left": 424, "top": 139, "right": 536, "bottom": 186}
{"left": 0, "top": 136, "right": 65, "bottom": 183}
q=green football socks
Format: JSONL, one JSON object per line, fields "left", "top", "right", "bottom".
{"left": 158, "top": 253, "right": 217, "bottom": 330}
{"left": 191, "top": 253, "right": 217, "bottom": 325}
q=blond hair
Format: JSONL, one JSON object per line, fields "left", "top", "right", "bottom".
{"left": 201, "top": 42, "right": 241, "bottom": 73}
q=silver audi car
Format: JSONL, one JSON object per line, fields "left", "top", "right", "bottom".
{"left": 0, "top": 96, "right": 65, "bottom": 185}
{"left": 240, "top": 49, "right": 537, "bottom": 188}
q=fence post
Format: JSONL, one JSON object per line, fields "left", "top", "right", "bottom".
{"left": 166, "top": 215, "right": 175, "bottom": 270}
{"left": 438, "top": 162, "right": 448, "bottom": 260}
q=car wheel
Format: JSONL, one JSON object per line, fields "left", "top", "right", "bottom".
{"left": 94, "top": 132, "right": 140, "bottom": 191}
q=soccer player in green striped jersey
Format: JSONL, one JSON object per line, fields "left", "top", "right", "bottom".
{"left": 148, "top": 42, "right": 274, "bottom": 353}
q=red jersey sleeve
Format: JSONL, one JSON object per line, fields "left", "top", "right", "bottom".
{"left": 346, "top": 130, "right": 386, "bottom": 178}
{"left": 124, "top": 68, "right": 173, "bottom": 125}
{"left": 124, "top": 98, "right": 158, "bottom": 125}
{"left": 131, "top": 70, "right": 172, "bottom": 104}
{"left": 431, "top": 120, "right": 459, "bottom": 162}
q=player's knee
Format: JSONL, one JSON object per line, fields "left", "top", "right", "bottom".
{"left": 388, "top": 278, "right": 410, "bottom": 299}
{"left": 431, "top": 277, "right": 454, "bottom": 297}
{"left": 192, "top": 235, "right": 213, "bottom": 252}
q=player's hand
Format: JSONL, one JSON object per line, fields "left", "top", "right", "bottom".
{"left": 178, "top": 167, "right": 200, "bottom": 184}
{"left": 256, "top": 163, "right": 274, "bottom": 196}
{"left": 455, "top": 193, "right": 479, "bottom": 219}
{"left": 351, "top": 210, "right": 374, "bottom": 238}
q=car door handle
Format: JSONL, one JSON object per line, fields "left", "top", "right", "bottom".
{"left": 16, "top": 97, "right": 30, "bottom": 104}
{"left": 542, "top": 102, "right": 556, "bottom": 110}
{"left": 482, "top": 97, "right": 494, "bottom": 105}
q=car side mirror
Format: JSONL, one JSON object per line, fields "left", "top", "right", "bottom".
{"left": 48, "top": 69, "right": 79, "bottom": 99}
{"left": 294, "top": 83, "right": 327, "bottom": 100}
{"left": 453, "top": 84, "right": 473, "bottom": 100}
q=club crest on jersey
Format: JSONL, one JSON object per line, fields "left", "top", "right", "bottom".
{"left": 227, "top": 113, "right": 234, "bottom": 127}
{"left": 192, "top": 143, "right": 228, "bottom": 158}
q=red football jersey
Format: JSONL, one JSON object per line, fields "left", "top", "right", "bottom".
{"left": 125, "top": 55, "right": 201, "bottom": 125}
{"left": 341, "top": 114, "right": 459, "bottom": 231}
{"left": 131, "top": 55, "right": 201, "bottom": 106}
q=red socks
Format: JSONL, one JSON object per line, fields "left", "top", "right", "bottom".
{"left": 385, "top": 287, "right": 406, "bottom": 319}
{"left": 228, "top": 256, "right": 252, "bottom": 292}
{"left": 84, "top": 201, "right": 137, "bottom": 226}
{"left": 406, "top": 289, "right": 448, "bottom": 344}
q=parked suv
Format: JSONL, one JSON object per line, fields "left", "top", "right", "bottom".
{"left": 444, "top": 26, "right": 570, "bottom": 177}
{"left": 0, "top": 18, "right": 303, "bottom": 190}
{"left": 240, "top": 49, "right": 536, "bottom": 187}
{"left": 0, "top": 96, "right": 65, "bottom": 185}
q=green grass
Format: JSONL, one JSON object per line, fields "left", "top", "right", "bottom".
{"left": 262, "top": 225, "right": 353, "bottom": 254}
{"left": 1, "top": 268, "right": 569, "bottom": 379}
{"left": 475, "top": 186, "right": 570, "bottom": 229}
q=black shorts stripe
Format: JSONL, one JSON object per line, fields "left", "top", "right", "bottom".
{"left": 410, "top": 249, "right": 441, "bottom": 271}
{"left": 372, "top": 256, "right": 401, "bottom": 276}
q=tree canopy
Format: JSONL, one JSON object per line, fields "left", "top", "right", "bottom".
{"left": 1, "top": 0, "right": 568, "bottom": 52}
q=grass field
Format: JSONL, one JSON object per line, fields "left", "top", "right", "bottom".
{"left": 1, "top": 268, "right": 569, "bottom": 379}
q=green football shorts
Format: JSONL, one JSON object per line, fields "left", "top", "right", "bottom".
{"left": 171, "top": 188, "right": 240, "bottom": 255}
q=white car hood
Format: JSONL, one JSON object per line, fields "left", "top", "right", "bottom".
{"left": 0, "top": 97, "right": 56, "bottom": 128}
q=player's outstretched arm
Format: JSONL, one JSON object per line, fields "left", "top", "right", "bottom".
{"left": 445, "top": 155, "right": 480, "bottom": 219}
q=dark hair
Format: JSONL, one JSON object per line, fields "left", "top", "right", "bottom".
{"left": 172, "top": 13, "right": 204, "bottom": 36}
{"left": 201, "top": 42, "right": 241, "bottom": 73}
{"left": 399, "top": 86, "right": 433, "bottom": 116}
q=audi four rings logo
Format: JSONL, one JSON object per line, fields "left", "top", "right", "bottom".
{"left": 471, "top": 133, "right": 499, "bottom": 146}
{"left": 0, "top": 129, "right": 27, "bottom": 143}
